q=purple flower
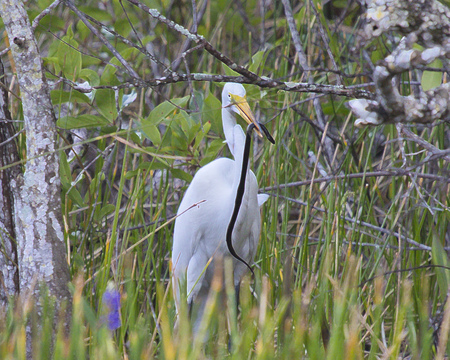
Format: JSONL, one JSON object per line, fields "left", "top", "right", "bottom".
{"left": 102, "top": 287, "right": 121, "bottom": 331}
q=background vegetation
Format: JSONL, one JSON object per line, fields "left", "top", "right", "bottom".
{"left": 0, "top": 0, "right": 449, "bottom": 358}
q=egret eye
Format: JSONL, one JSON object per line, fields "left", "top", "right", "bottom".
{"left": 228, "top": 93, "right": 231, "bottom": 99}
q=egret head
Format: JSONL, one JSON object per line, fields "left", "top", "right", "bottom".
{"left": 222, "top": 83, "right": 263, "bottom": 138}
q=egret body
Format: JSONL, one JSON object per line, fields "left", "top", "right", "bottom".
{"left": 171, "top": 83, "right": 268, "bottom": 329}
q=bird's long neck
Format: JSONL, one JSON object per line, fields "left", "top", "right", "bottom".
{"left": 222, "top": 107, "right": 248, "bottom": 186}
{"left": 222, "top": 107, "right": 237, "bottom": 158}
{"left": 231, "top": 130, "right": 249, "bottom": 201}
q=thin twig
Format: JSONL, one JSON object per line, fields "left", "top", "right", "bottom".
{"left": 276, "top": 194, "right": 433, "bottom": 251}
{"left": 85, "top": 3, "right": 167, "bottom": 70}
{"left": 261, "top": 169, "right": 450, "bottom": 192}
{"left": 125, "top": 0, "right": 261, "bottom": 81}
{"left": 359, "top": 265, "right": 450, "bottom": 287}
{"left": 171, "top": 0, "right": 208, "bottom": 71}
{"left": 0, "top": 128, "right": 24, "bottom": 147}
{"left": 281, "top": 0, "right": 336, "bottom": 167}
{"left": 191, "top": 0, "right": 198, "bottom": 33}
{"left": 308, "top": 0, "right": 343, "bottom": 85}
{"left": 401, "top": 126, "right": 450, "bottom": 163}
{"left": 63, "top": 0, "right": 142, "bottom": 81}
{"left": 31, "top": 0, "right": 62, "bottom": 31}
{"left": 0, "top": 47, "right": 10, "bottom": 58}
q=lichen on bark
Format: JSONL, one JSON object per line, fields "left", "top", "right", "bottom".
{"left": 349, "top": 0, "right": 450, "bottom": 127}
{"left": 0, "top": 0, "right": 71, "bottom": 310}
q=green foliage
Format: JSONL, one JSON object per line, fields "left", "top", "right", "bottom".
{"left": 57, "top": 114, "right": 111, "bottom": 129}
{"left": 422, "top": 59, "right": 443, "bottom": 91}
{"left": 56, "top": 26, "right": 82, "bottom": 81}
{"left": 432, "top": 231, "right": 450, "bottom": 299}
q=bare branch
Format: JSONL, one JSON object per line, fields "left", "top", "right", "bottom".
{"left": 31, "top": 0, "right": 62, "bottom": 31}
{"left": 276, "top": 194, "right": 433, "bottom": 251}
{"left": 308, "top": 0, "right": 343, "bottom": 86}
{"left": 125, "top": 0, "right": 261, "bottom": 81}
{"left": 281, "top": 0, "right": 336, "bottom": 168}
{"left": 400, "top": 126, "right": 450, "bottom": 163}
{"left": 261, "top": 169, "right": 450, "bottom": 192}
{"left": 81, "top": 9, "right": 168, "bottom": 71}
{"left": 171, "top": 0, "right": 208, "bottom": 71}
{"left": 64, "top": 72, "right": 374, "bottom": 98}
{"left": 63, "top": 0, "right": 142, "bottom": 81}
{"left": 363, "top": 0, "right": 450, "bottom": 46}
{"left": 349, "top": 0, "right": 450, "bottom": 127}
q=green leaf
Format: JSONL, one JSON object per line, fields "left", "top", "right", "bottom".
{"left": 60, "top": 152, "right": 84, "bottom": 207}
{"left": 139, "top": 102, "right": 173, "bottom": 146}
{"left": 97, "top": 204, "right": 116, "bottom": 220}
{"left": 222, "top": 63, "right": 240, "bottom": 77}
{"left": 189, "top": 90, "right": 204, "bottom": 123}
{"left": 51, "top": 90, "right": 90, "bottom": 105}
{"left": 57, "top": 26, "right": 82, "bottom": 81}
{"left": 59, "top": 150, "right": 72, "bottom": 186}
{"left": 141, "top": 96, "right": 190, "bottom": 144}
{"left": 185, "top": 122, "right": 202, "bottom": 145}
{"left": 194, "top": 121, "right": 211, "bottom": 149}
{"left": 431, "top": 233, "right": 450, "bottom": 299}
{"left": 72, "top": 253, "right": 84, "bottom": 269}
{"left": 202, "top": 93, "right": 222, "bottom": 136}
{"left": 175, "top": 110, "right": 194, "bottom": 135}
{"left": 79, "top": 6, "right": 112, "bottom": 22}
{"left": 421, "top": 59, "right": 443, "bottom": 91}
{"left": 201, "top": 139, "right": 225, "bottom": 166}
{"left": 79, "top": 69, "right": 100, "bottom": 87}
{"left": 128, "top": 131, "right": 142, "bottom": 146}
{"left": 170, "top": 119, "right": 188, "bottom": 150}
{"left": 145, "top": 96, "right": 190, "bottom": 126}
{"left": 141, "top": 124, "right": 161, "bottom": 145}
{"left": 117, "top": 47, "right": 139, "bottom": 62}
{"left": 67, "top": 183, "right": 83, "bottom": 213}
{"left": 114, "top": 18, "right": 132, "bottom": 37}
{"left": 169, "top": 168, "right": 193, "bottom": 182}
{"left": 76, "top": 19, "right": 90, "bottom": 41}
{"left": 43, "top": 56, "right": 59, "bottom": 68}
{"left": 146, "top": 102, "right": 176, "bottom": 126}
{"left": 100, "top": 64, "right": 119, "bottom": 85}
{"left": 38, "top": 0, "right": 54, "bottom": 9}
{"left": 371, "top": 49, "right": 384, "bottom": 64}
{"left": 95, "top": 89, "right": 118, "bottom": 121}
{"left": 35, "top": 14, "right": 65, "bottom": 34}
{"left": 248, "top": 50, "right": 265, "bottom": 74}
{"left": 57, "top": 114, "right": 111, "bottom": 129}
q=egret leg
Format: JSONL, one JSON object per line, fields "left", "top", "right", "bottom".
{"left": 235, "top": 283, "right": 241, "bottom": 316}
{"left": 227, "top": 283, "right": 241, "bottom": 352}
{"left": 188, "top": 298, "right": 193, "bottom": 318}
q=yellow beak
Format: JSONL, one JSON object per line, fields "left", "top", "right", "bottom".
{"left": 230, "top": 94, "right": 263, "bottom": 138}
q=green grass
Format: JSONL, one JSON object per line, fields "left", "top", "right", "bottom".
{"left": 1, "top": 0, "right": 450, "bottom": 358}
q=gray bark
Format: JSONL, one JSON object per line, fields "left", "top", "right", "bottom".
{"left": 0, "top": 0, "right": 71, "bottom": 307}
{"left": 349, "top": 0, "right": 450, "bottom": 127}
{"left": 0, "top": 57, "right": 20, "bottom": 307}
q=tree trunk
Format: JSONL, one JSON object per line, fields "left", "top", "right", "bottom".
{"left": 0, "top": 57, "right": 20, "bottom": 307}
{"left": 0, "top": 0, "right": 71, "bottom": 308}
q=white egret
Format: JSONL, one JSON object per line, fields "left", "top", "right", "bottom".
{"left": 171, "top": 83, "right": 271, "bottom": 331}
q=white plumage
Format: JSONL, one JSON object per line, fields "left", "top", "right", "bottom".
{"left": 171, "top": 83, "right": 268, "bottom": 329}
